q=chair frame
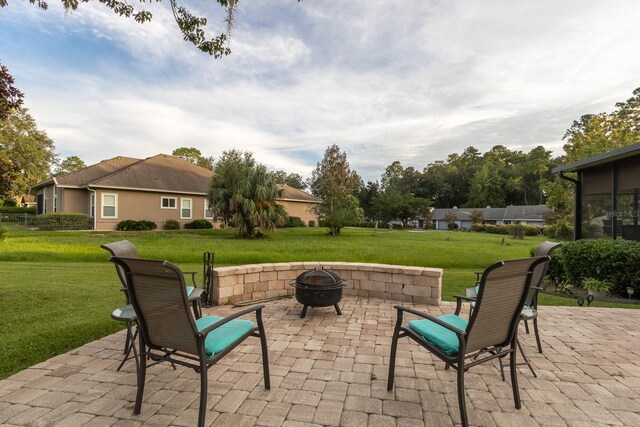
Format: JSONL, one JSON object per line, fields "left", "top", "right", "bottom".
{"left": 111, "top": 256, "right": 270, "bottom": 427}
{"left": 388, "top": 256, "right": 549, "bottom": 427}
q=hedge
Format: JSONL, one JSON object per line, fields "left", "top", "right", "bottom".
{"left": 35, "top": 212, "right": 90, "bottom": 230}
{"left": 163, "top": 219, "right": 181, "bottom": 230}
{"left": 183, "top": 219, "right": 213, "bottom": 229}
{"left": 115, "top": 219, "right": 158, "bottom": 231}
{"left": 553, "top": 239, "right": 640, "bottom": 297}
{"left": 0, "top": 206, "right": 36, "bottom": 214}
{"left": 281, "top": 216, "right": 306, "bottom": 228}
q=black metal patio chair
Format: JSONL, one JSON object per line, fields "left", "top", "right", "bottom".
{"left": 111, "top": 256, "right": 270, "bottom": 427}
{"left": 388, "top": 256, "right": 549, "bottom": 427}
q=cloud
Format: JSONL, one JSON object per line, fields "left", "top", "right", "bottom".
{"left": 2, "top": 0, "right": 640, "bottom": 182}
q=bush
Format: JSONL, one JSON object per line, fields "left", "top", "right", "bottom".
{"left": 0, "top": 226, "right": 6, "bottom": 240}
{"left": 183, "top": 219, "right": 213, "bottom": 229}
{"left": 36, "top": 212, "right": 90, "bottom": 230}
{"left": 1, "top": 215, "right": 9, "bottom": 223}
{"left": 163, "top": 219, "right": 180, "bottom": 230}
{"left": 556, "top": 239, "right": 640, "bottom": 297}
{"left": 544, "top": 221, "right": 573, "bottom": 240}
{"left": 470, "top": 223, "right": 484, "bottom": 232}
{"left": 0, "top": 206, "right": 36, "bottom": 214}
{"left": 115, "top": 219, "right": 158, "bottom": 231}
{"left": 308, "top": 220, "right": 315, "bottom": 228}
{"left": 1, "top": 199, "right": 17, "bottom": 207}
{"left": 281, "top": 216, "right": 306, "bottom": 228}
{"left": 523, "top": 225, "right": 542, "bottom": 236}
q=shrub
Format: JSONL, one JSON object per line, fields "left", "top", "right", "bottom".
{"left": 1, "top": 215, "right": 9, "bottom": 223}
{"left": 1, "top": 199, "right": 17, "bottom": 207}
{"left": 115, "top": 219, "right": 158, "bottom": 231}
{"left": 183, "top": 219, "right": 213, "bottom": 229}
{"left": 0, "top": 226, "right": 6, "bottom": 240}
{"left": 556, "top": 239, "right": 640, "bottom": 297}
{"left": 163, "top": 219, "right": 180, "bottom": 230}
{"left": 470, "top": 223, "right": 484, "bottom": 232}
{"left": 281, "top": 216, "right": 306, "bottom": 228}
{"left": 544, "top": 220, "right": 573, "bottom": 240}
{"left": 0, "top": 206, "right": 36, "bottom": 214}
{"left": 582, "top": 277, "right": 612, "bottom": 294}
{"left": 509, "top": 223, "right": 524, "bottom": 239}
{"left": 308, "top": 220, "right": 315, "bottom": 227}
{"left": 523, "top": 225, "right": 542, "bottom": 236}
{"left": 36, "top": 212, "right": 90, "bottom": 230}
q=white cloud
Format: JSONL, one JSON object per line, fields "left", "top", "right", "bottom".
{"left": 2, "top": 0, "right": 640, "bottom": 181}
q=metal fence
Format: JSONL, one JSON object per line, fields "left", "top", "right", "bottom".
{"left": 0, "top": 212, "right": 93, "bottom": 230}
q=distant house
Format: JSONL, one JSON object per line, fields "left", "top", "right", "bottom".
{"left": 431, "top": 205, "right": 552, "bottom": 230}
{"left": 29, "top": 154, "right": 320, "bottom": 230}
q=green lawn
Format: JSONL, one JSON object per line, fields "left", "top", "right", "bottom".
{"left": 1, "top": 227, "right": 637, "bottom": 379}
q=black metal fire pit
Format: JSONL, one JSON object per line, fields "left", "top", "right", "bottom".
{"left": 290, "top": 268, "right": 346, "bottom": 318}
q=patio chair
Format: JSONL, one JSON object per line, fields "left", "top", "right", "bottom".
{"left": 388, "top": 256, "right": 549, "bottom": 427}
{"left": 110, "top": 256, "right": 270, "bottom": 427}
{"left": 454, "top": 241, "right": 562, "bottom": 354}
{"left": 101, "top": 240, "right": 204, "bottom": 318}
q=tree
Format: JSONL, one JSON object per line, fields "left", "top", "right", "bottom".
{"left": 9, "top": 0, "right": 303, "bottom": 57}
{"left": 54, "top": 155, "right": 86, "bottom": 175}
{"left": 208, "top": 149, "right": 285, "bottom": 237}
{"left": 0, "top": 156, "right": 20, "bottom": 200}
{"left": 443, "top": 211, "right": 458, "bottom": 230}
{"left": 469, "top": 209, "right": 484, "bottom": 224}
{"left": 0, "top": 107, "right": 57, "bottom": 197}
{"left": 0, "top": 62, "right": 24, "bottom": 121}
{"left": 308, "top": 144, "right": 362, "bottom": 236}
{"left": 270, "top": 170, "right": 307, "bottom": 190}
{"left": 172, "top": 147, "right": 214, "bottom": 170}
{"left": 355, "top": 180, "right": 379, "bottom": 220}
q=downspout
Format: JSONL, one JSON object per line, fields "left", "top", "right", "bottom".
{"left": 88, "top": 187, "right": 97, "bottom": 230}
{"left": 558, "top": 171, "right": 581, "bottom": 240}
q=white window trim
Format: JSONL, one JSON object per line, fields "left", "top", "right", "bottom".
{"left": 53, "top": 187, "right": 57, "bottom": 212}
{"left": 180, "top": 198, "right": 192, "bottom": 219}
{"left": 204, "top": 199, "right": 214, "bottom": 219}
{"left": 101, "top": 193, "right": 118, "bottom": 219}
{"left": 161, "top": 196, "right": 177, "bottom": 209}
{"left": 90, "top": 193, "right": 95, "bottom": 218}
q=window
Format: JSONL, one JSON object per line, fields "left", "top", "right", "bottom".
{"left": 180, "top": 198, "right": 192, "bottom": 219}
{"left": 90, "top": 193, "right": 95, "bottom": 218}
{"left": 102, "top": 193, "right": 118, "bottom": 218}
{"left": 204, "top": 199, "right": 214, "bottom": 219}
{"left": 161, "top": 197, "right": 177, "bottom": 209}
{"left": 53, "top": 187, "right": 57, "bottom": 212}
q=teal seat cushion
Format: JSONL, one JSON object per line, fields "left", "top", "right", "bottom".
{"left": 474, "top": 285, "right": 480, "bottom": 295}
{"left": 408, "top": 314, "right": 468, "bottom": 355}
{"left": 196, "top": 316, "right": 255, "bottom": 357}
{"left": 186, "top": 286, "right": 195, "bottom": 296}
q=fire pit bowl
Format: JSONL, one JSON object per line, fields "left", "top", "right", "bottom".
{"left": 290, "top": 268, "right": 346, "bottom": 318}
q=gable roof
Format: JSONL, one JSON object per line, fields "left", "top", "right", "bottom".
{"left": 30, "top": 154, "right": 320, "bottom": 202}
{"left": 278, "top": 184, "right": 321, "bottom": 203}
{"left": 552, "top": 142, "right": 640, "bottom": 173}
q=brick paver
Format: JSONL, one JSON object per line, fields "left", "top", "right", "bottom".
{"left": 1, "top": 297, "right": 640, "bottom": 426}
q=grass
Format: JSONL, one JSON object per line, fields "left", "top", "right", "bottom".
{"left": 1, "top": 226, "right": 638, "bottom": 379}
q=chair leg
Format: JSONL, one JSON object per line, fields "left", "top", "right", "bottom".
{"left": 134, "top": 332, "right": 147, "bottom": 415}
{"left": 524, "top": 320, "right": 530, "bottom": 334}
{"left": 497, "top": 355, "right": 505, "bottom": 381}
{"left": 198, "top": 359, "right": 208, "bottom": 427}
{"left": 457, "top": 363, "right": 468, "bottom": 427}
{"left": 509, "top": 342, "right": 521, "bottom": 409}
{"left": 387, "top": 310, "right": 403, "bottom": 391}
{"left": 533, "top": 318, "right": 543, "bottom": 353}
{"left": 517, "top": 339, "right": 537, "bottom": 378}
{"left": 256, "top": 309, "right": 271, "bottom": 390}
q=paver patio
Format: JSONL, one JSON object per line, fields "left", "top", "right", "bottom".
{"left": 1, "top": 296, "right": 640, "bottom": 426}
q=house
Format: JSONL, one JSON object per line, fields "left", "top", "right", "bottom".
{"left": 29, "top": 154, "right": 320, "bottom": 230}
{"left": 431, "top": 205, "right": 551, "bottom": 230}
{"left": 553, "top": 142, "right": 640, "bottom": 240}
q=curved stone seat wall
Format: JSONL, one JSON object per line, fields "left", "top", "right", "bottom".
{"left": 212, "top": 262, "right": 442, "bottom": 306}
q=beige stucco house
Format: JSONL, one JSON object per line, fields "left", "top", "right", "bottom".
{"left": 29, "top": 154, "right": 320, "bottom": 230}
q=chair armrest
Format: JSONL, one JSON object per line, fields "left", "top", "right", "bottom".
{"left": 198, "top": 305, "right": 266, "bottom": 337}
{"left": 394, "top": 305, "right": 466, "bottom": 336}
{"left": 182, "top": 271, "right": 197, "bottom": 287}
{"left": 453, "top": 295, "right": 475, "bottom": 315}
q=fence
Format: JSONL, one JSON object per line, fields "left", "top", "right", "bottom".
{"left": 0, "top": 212, "right": 93, "bottom": 231}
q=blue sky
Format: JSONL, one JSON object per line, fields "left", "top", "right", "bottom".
{"left": 2, "top": 0, "right": 640, "bottom": 182}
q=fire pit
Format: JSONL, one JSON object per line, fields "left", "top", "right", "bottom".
{"left": 290, "top": 268, "right": 346, "bottom": 318}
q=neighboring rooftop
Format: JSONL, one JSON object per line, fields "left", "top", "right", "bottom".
{"left": 431, "top": 205, "right": 551, "bottom": 222}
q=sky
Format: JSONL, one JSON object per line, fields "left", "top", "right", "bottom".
{"left": 1, "top": 0, "right": 640, "bottom": 182}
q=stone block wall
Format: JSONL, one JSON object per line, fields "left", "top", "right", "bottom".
{"left": 211, "top": 262, "right": 442, "bottom": 306}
